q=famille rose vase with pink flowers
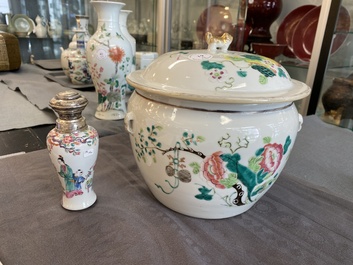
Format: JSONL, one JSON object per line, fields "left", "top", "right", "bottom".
{"left": 86, "top": 1, "right": 134, "bottom": 120}
{"left": 46, "top": 91, "right": 99, "bottom": 211}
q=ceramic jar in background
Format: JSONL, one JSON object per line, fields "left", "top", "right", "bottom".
{"left": 47, "top": 91, "right": 99, "bottom": 211}
{"left": 86, "top": 1, "right": 133, "bottom": 120}
{"left": 68, "top": 30, "right": 92, "bottom": 85}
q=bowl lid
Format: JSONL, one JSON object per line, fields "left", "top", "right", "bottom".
{"left": 127, "top": 36, "right": 310, "bottom": 104}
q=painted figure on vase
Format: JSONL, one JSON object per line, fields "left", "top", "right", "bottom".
{"left": 57, "top": 155, "right": 76, "bottom": 197}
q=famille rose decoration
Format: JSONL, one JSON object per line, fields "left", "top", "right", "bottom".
{"left": 47, "top": 91, "right": 99, "bottom": 211}
{"left": 86, "top": 1, "right": 134, "bottom": 120}
{"left": 124, "top": 32, "right": 311, "bottom": 219}
{"left": 120, "top": 10, "right": 136, "bottom": 73}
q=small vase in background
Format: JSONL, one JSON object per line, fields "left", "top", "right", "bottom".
{"left": 34, "top": 15, "right": 48, "bottom": 38}
{"left": 60, "top": 15, "right": 91, "bottom": 77}
{"left": 68, "top": 30, "right": 92, "bottom": 85}
{"left": 75, "top": 15, "right": 91, "bottom": 44}
{"left": 47, "top": 91, "right": 99, "bottom": 211}
{"left": 60, "top": 35, "right": 77, "bottom": 77}
{"left": 5, "top": 13, "right": 15, "bottom": 34}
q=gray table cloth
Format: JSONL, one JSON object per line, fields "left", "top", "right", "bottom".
{"left": 0, "top": 115, "right": 352, "bottom": 265}
{"left": 0, "top": 64, "right": 123, "bottom": 136}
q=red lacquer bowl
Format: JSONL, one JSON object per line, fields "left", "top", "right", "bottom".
{"left": 252, "top": 43, "right": 287, "bottom": 59}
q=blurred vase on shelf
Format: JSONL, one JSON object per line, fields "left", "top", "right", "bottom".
{"left": 246, "top": 0, "right": 283, "bottom": 44}
{"left": 74, "top": 15, "right": 91, "bottom": 44}
{"left": 48, "top": 19, "right": 62, "bottom": 40}
{"left": 60, "top": 37, "right": 76, "bottom": 77}
{"left": 68, "top": 30, "right": 92, "bottom": 85}
{"left": 86, "top": 1, "right": 133, "bottom": 120}
{"left": 5, "top": 13, "right": 15, "bottom": 34}
{"left": 61, "top": 15, "right": 91, "bottom": 77}
{"left": 34, "top": 15, "right": 48, "bottom": 38}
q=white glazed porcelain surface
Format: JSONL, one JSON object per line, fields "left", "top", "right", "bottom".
{"left": 47, "top": 126, "right": 99, "bottom": 211}
{"left": 86, "top": 1, "right": 133, "bottom": 120}
{"left": 127, "top": 50, "right": 310, "bottom": 103}
{"left": 34, "top": 15, "right": 47, "bottom": 38}
{"left": 126, "top": 92, "right": 303, "bottom": 219}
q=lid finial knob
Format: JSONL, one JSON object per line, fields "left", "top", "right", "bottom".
{"left": 205, "top": 32, "right": 233, "bottom": 52}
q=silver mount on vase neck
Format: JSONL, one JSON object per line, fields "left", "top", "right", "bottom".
{"left": 49, "top": 90, "right": 88, "bottom": 133}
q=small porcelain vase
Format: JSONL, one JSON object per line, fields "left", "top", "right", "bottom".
{"left": 68, "top": 30, "right": 92, "bottom": 85}
{"left": 34, "top": 15, "right": 48, "bottom": 38}
{"left": 61, "top": 15, "right": 90, "bottom": 78}
{"left": 86, "top": 1, "right": 133, "bottom": 120}
{"left": 47, "top": 91, "right": 99, "bottom": 211}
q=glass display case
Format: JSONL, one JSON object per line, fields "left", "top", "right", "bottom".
{"left": 267, "top": 0, "right": 352, "bottom": 116}
{"left": 4, "top": 0, "right": 247, "bottom": 62}
{"left": 5, "top": 0, "right": 352, "bottom": 120}
{"left": 308, "top": 0, "right": 353, "bottom": 130}
{"left": 168, "top": 0, "right": 247, "bottom": 51}
{"left": 4, "top": 0, "right": 158, "bottom": 63}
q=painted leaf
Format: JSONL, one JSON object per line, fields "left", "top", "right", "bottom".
{"left": 252, "top": 64, "right": 275, "bottom": 78}
{"left": 237, "top": 71, "right": 247, "bottom": 78}
{"left": 255, "top": 147, "right": 264, "bottom": 157}
{"left": 219, "top": 174, "right": 238, "bottom": 188}
{"left": 220, "top": 153, "right": 241, "bottom": 173}
{"left": 201, "top": 60, "right": 224, "bottom": 70}
{"left": 248, "top": 156, "right": 262, "bottom": 172}
{"left": 259, "top": 75, "right": 268, "bottom": 85}
{"left": 243, "top": 54, "right": 263, "bottom": 61}
{"left": 189, "top": 162, "right": 200, "bottom": 174}
{"left": 197, "top": 135, "right": 205, "bottom": 142}
{"left": 278, "top": 68, "right": 287, "bottom": 78}
{"left": 195, "top": 186, "right": 213, "bottom": 201}
{"left": 283, "top": 136, "right": 292, "bottom": 155}
{"left": 263, "top": 137, "right": 271, "bottom": 144}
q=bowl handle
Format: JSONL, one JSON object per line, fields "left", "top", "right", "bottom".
{"left": 124, "top": 111, "right": 134, "bottom": 136}
{"left": 298, "top": 114, "right": 303, "bottom": 132}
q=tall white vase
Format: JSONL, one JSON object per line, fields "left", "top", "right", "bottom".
{"left": 120, "top": 10, "right": 136, "bottom": 72}
{"left": 86, "top": 1, "right": 133, "bottom": 120}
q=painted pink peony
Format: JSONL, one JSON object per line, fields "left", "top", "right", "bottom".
{"left": 260, "top": 143, "right": 283, "bottom": 173}
{"left": 203, "top": 151, "right": 226, "bottom": 189}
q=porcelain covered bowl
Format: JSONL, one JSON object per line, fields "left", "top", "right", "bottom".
{"left": 125, "top": 44, "right": 311, "bottom": 219}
